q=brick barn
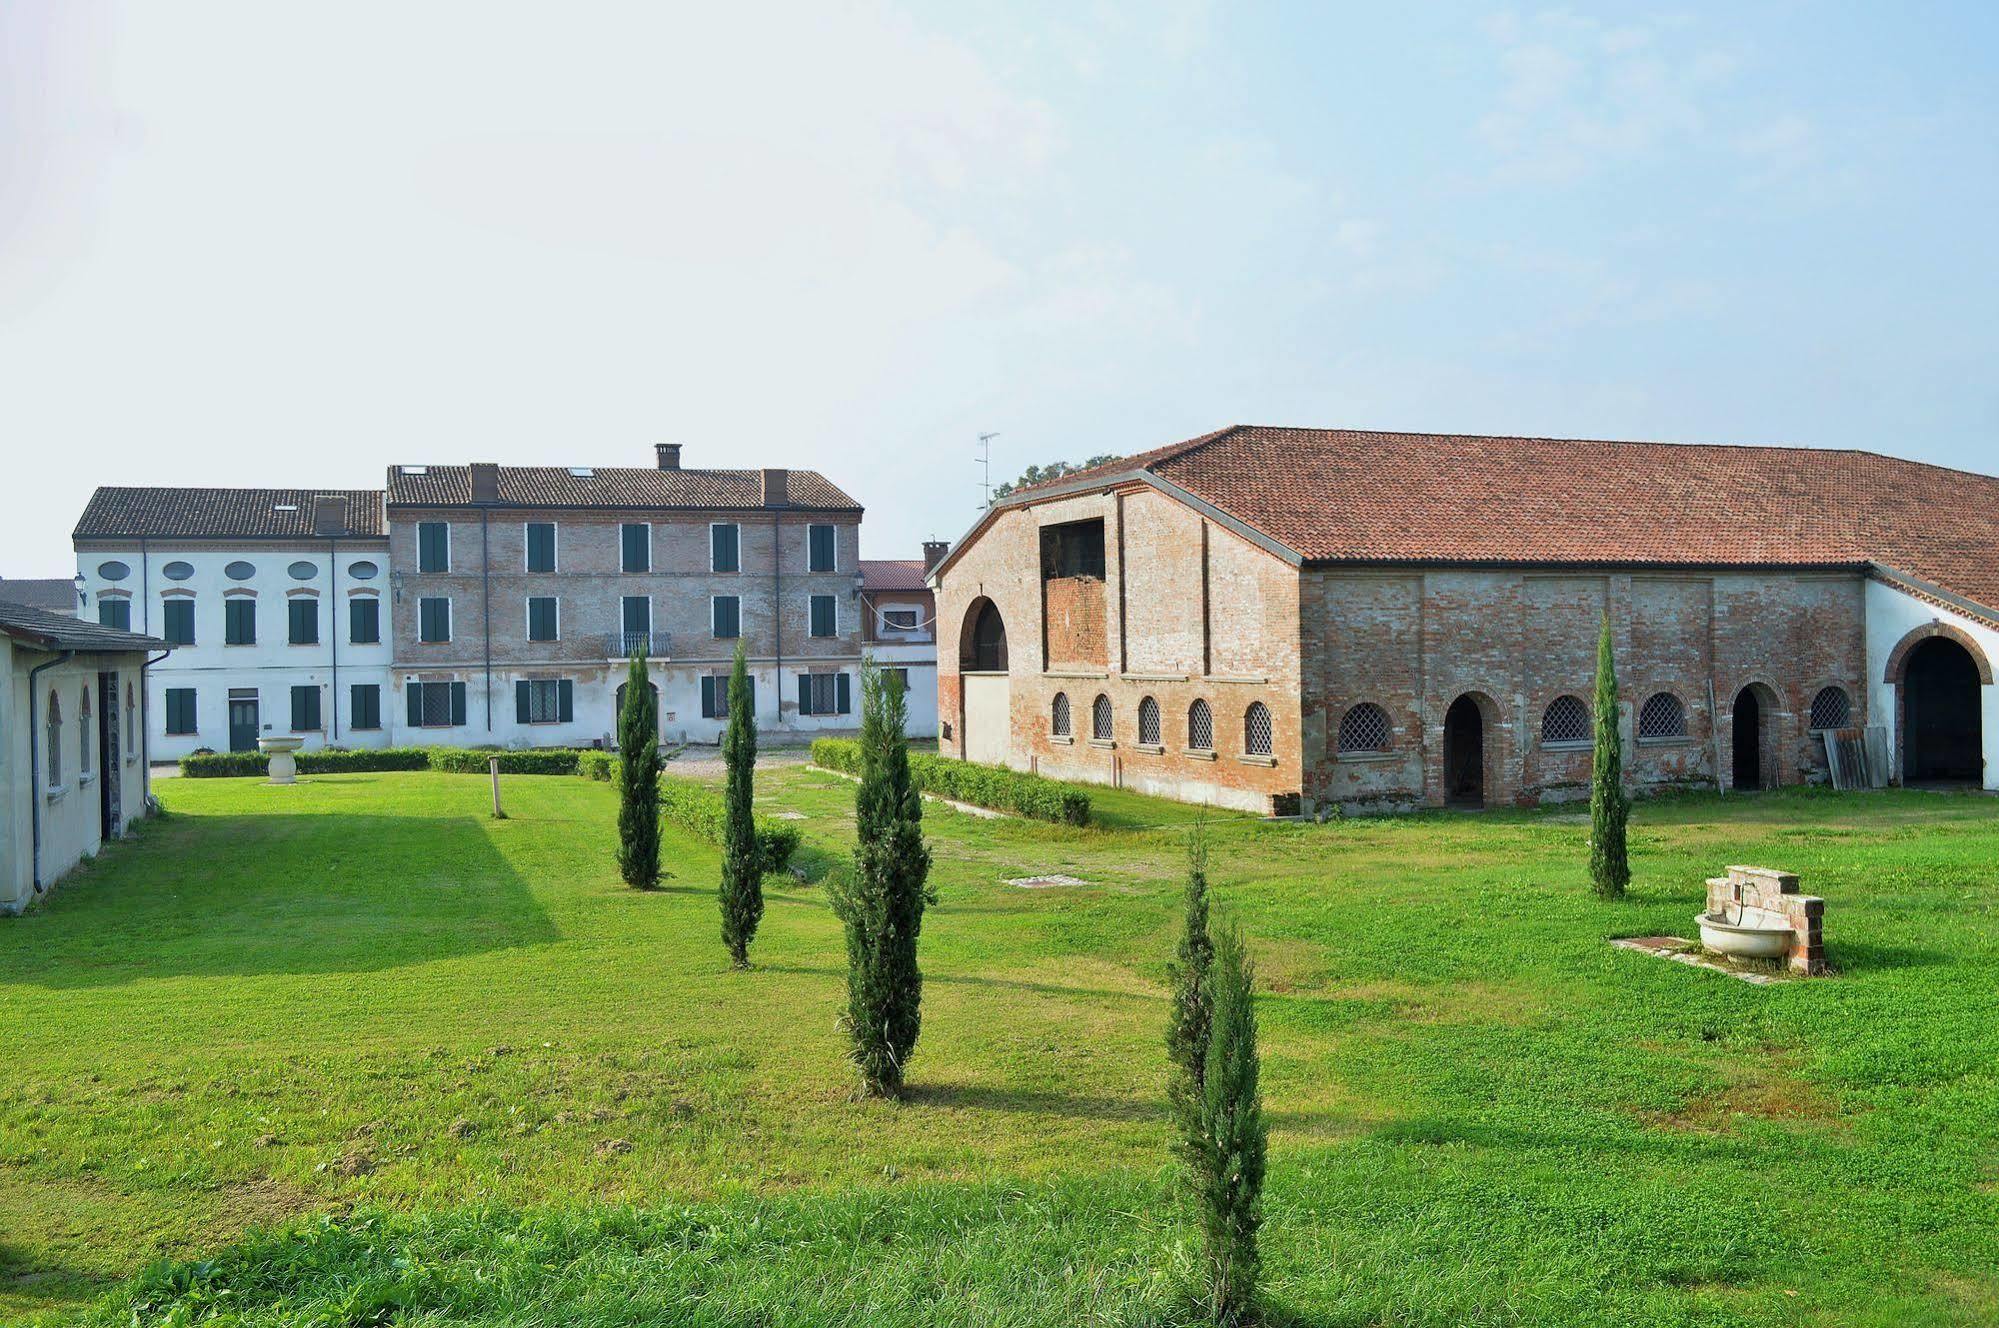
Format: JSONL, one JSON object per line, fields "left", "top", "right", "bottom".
{"left": 930, "top": 426, "right": 1999, "bottom": 814}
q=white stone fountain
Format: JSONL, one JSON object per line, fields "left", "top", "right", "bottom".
{"left": 257, "top": 735, "right": 305, "bottom": 785}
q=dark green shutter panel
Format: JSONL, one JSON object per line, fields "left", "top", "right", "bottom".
{"left": 701, "top": 676, "right": 716, "bottom": 719}
{"left": 797, "top": 674, "right": 812, "bottom": 716}
{"left": 558, "top": 680, "right": 574, "bottom": 722}
{"left": 451, "top": 682, "right": 468, "bottom": 726}
{"left": 407, "top": 683, "right": 422, "bottom": 727}
{"left": 836, "top": 672, "right": 851, "bottom": 715}
{"left": 515, "top": 680, "right": 531, "bottom": 723}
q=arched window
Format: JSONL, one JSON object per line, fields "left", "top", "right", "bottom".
{"left": 1638, "top": 691, "right": 1687, "bottom": 740}
{"left": 1091, "top": 693, "right": 1112, "bottom": 741}
{"left": 1187, "top": 699, "right": 1214, "bottom": 751}
{"left": 1051, "top": 691, "right": 1071, "bottom": 737}
{"left": 79, "top": 686, "right": 93, "bottom": 777}
{"left": 1244, "top": 701, "right": 1273, "bottom": 757}
{"left": 46, "top": 692, "right": 62, "bottom": 785}
{"left": 1540, "top": 695, "right": 1590, "bottom": 746}
{"left": 1138, "top": 695, "right": 1161, "bottom": 746}
{"left": 1337, "top": 702, "right": 1390, "bottom": 754}
{"left": 1809, "top": 686, "right": 1852, "bottom": 731}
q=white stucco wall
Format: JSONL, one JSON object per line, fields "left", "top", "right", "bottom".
{"left": 1864, "top": 578, "right": 1999, "bottom": 790}
{"left": 77, "top": 540, "right": 396, "bottom": 759}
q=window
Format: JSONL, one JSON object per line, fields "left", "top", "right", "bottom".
{"left": 1638, "top": 691, "right": 1687, "bottom": 740}
{"left": 1244, "top": 701, "right": 1274, "bottom": 757}
{"left": 881, "top": 608, "right": 919, "bottom": 632}
{"left": 711, "top": 523, "right": 740, "bottom": 573}
{"left": 125, "top": 682, "right": 135, "bottom": 752}
{"left": 348, "top": 560, "right": 379, "bottom": 580}
{"left": 1188, "top": 699, "right": 1214, "bottom": 751}
{"left": 525, "top": 522, "right": 557, "bottom": 573}
{"left": 418, "top": 522, "right": 449, "bottom": 573}
{"left": 1051, "top": 692, "right": 1072, "bottom": 736}
{"left": 79, "top": 686, "right": 92, "bottom": 778}
{"left": 162, "top": 560, "right": 194, "bottom": 581}
{"left": 1540, "top": 695, "right": 1591, "bottom": 747}
{"left": 712, "top": 596, "right": 741, "bottom": 639}
{"left": 620, "top": 522, "right": 651, "bottom": 573}
{"left": 291, "top": 685, "right": 321, "bottom": 732}
{"left": 1091, "top": 693, "right": 1112, "bottom": 741}
{"left": 351, "top": 683, "right": 381, "bottom": 731}
{"left": 350, "top": 597, "right": 380, "bottom": 644}
{"left": 288, "top": 598, "right": 319, "bottom": 645}
{"left": 46, "top": 692, "right": 61, "bottom": 785}
{"left": 527, "top": 596, "right": 559, "bottom": 642}
{"left": 163, "top": 598, "right": 196, "bottom": 645}
{"left": 515, "top": 678, "right": 574, "bottom": 725}
{"left": 622, "top": 596, "right": 651, "bottom": 635}
{"left": 99, "top": 598, "right": 131, "bottom": 631}
{"left": 883, "top": 667, "right": 910, "bottom": 696}
{"left": 1138, "top": 695, "right": 1162, "bottom": 746}
{"left": 1809, "top": 686, "right": 1852, "bottom": 731}
{"left": 808, "top": 524, "right": 836, "bottom": 572}
{"left": 1041, "top": 519, "right": 1106, "bottom": 579}
{"left": 1336, "top": 703, "right": 1388, "bottom": 754}
{"left": 407, "top": 680, "right": 466, "bottom": 728}
{"left": 287, "top": 561, "right": 318, "bottom": 581}
{"left": 418, "top": 597, "right": 451, "bottom": 643}
{"left": 701, "top": 673, "right": 758, "bottom": 719}
{"left": 224, "top": 560, "right": 256, "bottom": 581}
{"left": 224, "top": 598, "right": 256, "bottom": 645}
{"left": 798, "top": 672, "right": 851, "bottom": 716}
{"left": 809, "top": 594, "right": 836, "bottom": 638}
{"left": 165, "top": 687, "right": 197, "bottom": 736}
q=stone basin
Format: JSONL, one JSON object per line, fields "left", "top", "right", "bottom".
{"left": 257, "top": 735, "right": 305, "bottom": 785}
{"left": 1696, "top": 907, "right": 1793, "bottom": 960}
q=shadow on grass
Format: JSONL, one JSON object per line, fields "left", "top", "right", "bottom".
{"left": 0, "top": 1242, "right": 113, "bottom": 1315}
{"left": 904, "top": 1081, "right": 1161, "bottom": 1122}
{"left": 1825, "top": 941, "right": 1950, "bottom": 971}
{"left": 758, "top": 961, "right": 1157, "bottom": 1005}
{"left": 0, "top": 813, "right": 557, "bottom": 988}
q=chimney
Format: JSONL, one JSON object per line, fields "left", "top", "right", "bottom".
{"left": 761, "top": 467, "right": 790, "bottom": 508}
{"left": 655, "top": 443, "right": 682, "bottom": 470}
{"left": 923, "top": 540, "right": 950, "bottom": 572}
{"left": 469, "top": 462, "right": 499, "bottom": 503}
{"left": 312, "top": 494, "right": 349, "bottom": 536}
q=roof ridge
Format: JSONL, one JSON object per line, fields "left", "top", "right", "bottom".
{"left": 1228, "top": 424, "right": 1878, "bottom": 458}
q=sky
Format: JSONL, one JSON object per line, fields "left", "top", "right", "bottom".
{"left": 3, "top": 1, "right": 1996, "bottom": 576}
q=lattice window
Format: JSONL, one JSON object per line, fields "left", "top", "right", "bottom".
{"left": 1187, "top": 699, "right": 1214, "bottom": 751}
{"left": 1051, "top": 692, "right": 1071, "bottom": 737}
{"left": 1337, "top": 702, "right": 1390, "bottom": 754}
{"left": 1809, "top": 686, "right": 1852, "bottom": 731}
{"left": 1091, "top": 693, "right": 1112, "bottom": 741}
{"left": 1637, "top": 691, "right": 1687, "bottom": 740}
{"left": 1138, "top": 696, "right": 1161, "bottom": 745}
{"left": 1540, "top": 695, "right": 1590, "bottom": 746}
{"left": 1244, "top": 701, "right": 1273, "bottom": 757}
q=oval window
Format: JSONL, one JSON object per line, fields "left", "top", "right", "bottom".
{"left": 97, "top": 560, "right": 131, "bottom": 581}
{"left": 287, "top": 560, "right": 318, "bottom": 580}
{"left": 348, "top": 560, "right": 379, "bottom": 581}
{"left": 224, "top": 560, "right": 257, "bottom": 581}
{"left": 161, "top": 560, "right": 195, "bottom": 581}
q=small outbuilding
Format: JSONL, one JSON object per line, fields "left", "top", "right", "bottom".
{"left": 0, "top": 599, "right": 169, "bottom": 913}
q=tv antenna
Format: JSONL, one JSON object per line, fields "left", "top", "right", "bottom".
{"left": 977, "top": 432, "right": 1001, "bottom": 510}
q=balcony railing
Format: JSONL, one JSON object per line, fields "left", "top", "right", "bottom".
{"left": 604, "top": 631, "right": 671, "bottom": 658}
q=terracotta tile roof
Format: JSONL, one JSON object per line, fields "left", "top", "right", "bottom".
{"left": 0, "top": 599, "right": 167, "bottom": 653}
{"left": 73, "top": 489, "right": 386, "bottom": 540}
{"left": 385, "top": 465, "right": 862, "bottom": 512}
{"left": 0, "top": 578, "right": 79, "bottom": 612}
{"left": 1004, "top": 424, "right": 1999, "bottom": 613}
{"left": 860, "top": 559, "right": 931, "bottom": 592}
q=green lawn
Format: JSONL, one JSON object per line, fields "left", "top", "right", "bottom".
{"left": 1, "top": 768, "right": 1995, "bottom": 1325}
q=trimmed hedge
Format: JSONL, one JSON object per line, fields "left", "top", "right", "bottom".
{"left": 181, "top": 747, "right": 584, "bottom": 778}
{"left": 430, "top": 748, "right": 582, "bottom": 775}
{"left": 576, "top": 751, "right": 619, "bottom": 782}
{"left": 810, "top": 738, "right": 1091, "bottom": 826}
{"left": 658, "top": 777, "right": 801, "bottom": 878}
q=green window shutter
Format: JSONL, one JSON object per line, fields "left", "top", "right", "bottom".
{"left": 701, "top": 675, "right": 716, "bottom": 719}
{"left": 714, "top": 597, "right": 739, "bottom": 638}
{"left": 515, "top": 680, "right": 531, "bottom": 723}
{"left": 797, "top": 674, "right": 812, "bottom": 716}
{"left": 407, "top": 683, "right": 423, "bottom": 727}
{"left": 712, "top": 524, "right": 739, "bottom": 573}
{"left": 527, "top": 523, "right": 555, "bottom": 572}
{"left": 350, "top": 598, "right": 379, "bottom": 644}
{"left": 621, "top": 524, "right": 649, "bottom": 572}
{"left": 558, "top": 679, "right": 574, "bottom": 723}
{"left": 164, "top": 600, "right": 194, "bottom": 645}
{"left": 450, "top": 682, "right": 467, "bottom": 726}
{"left": 836, "top": 672, "right": 851, "bottom": 715}
{"left": 420, "top": 523, "right": 448, "bottom": 573}
{"left": 810, "top": 524, "right": 834, "bottom": 572}
{"left": 100, "top": 599, "right": 131, "bottom": 630}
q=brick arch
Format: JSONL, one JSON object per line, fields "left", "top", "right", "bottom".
{"left": 1884, "top": 621, "right": 1994, "bottom": 686}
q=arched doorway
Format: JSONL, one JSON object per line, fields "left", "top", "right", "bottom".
{"left": 1903, "top": 637, "right": 1982, "bottom": 785}
{"left": 958, "top": 598, "right": 1011, "bottom": 766}
{"left": 1443, "top": 695, "right": 1486, "bottom": 808}
{"left": 1731, "top": 687, "right": 1764, "bottom": 791}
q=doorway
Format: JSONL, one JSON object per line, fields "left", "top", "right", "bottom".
{"left": 228, "top": 693, "right": 260, "bottom": 753}
{"left": 1732, "top": 687, "right": 1763, "bottom": 791}
{"left": 97, "top": 670, "right": 122, "bottom": 838}
{"left": 1443, "top": 695, "right": 1485, "bottom": 808}
{"left": 1903, "top": 636, "right": 1983, "bottom": 784}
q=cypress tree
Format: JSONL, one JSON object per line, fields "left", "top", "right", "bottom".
{"left": 830, "top": 662, "right": 932, "bottom": 1098}
{"left": 718, "top": 641, "right": 763, "bottom": 967}
{"left": 1165, "top": 827, "right": 1215, "bottom": 1175}
{"left": 1589, "top": 613, "right": 1630, "bottom": 899}
{"left": 615, "top": 648, "right": 661, "bottom": 889}
{"left": 1196, "top": 922, "right": 1267, "bottom": 1328}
